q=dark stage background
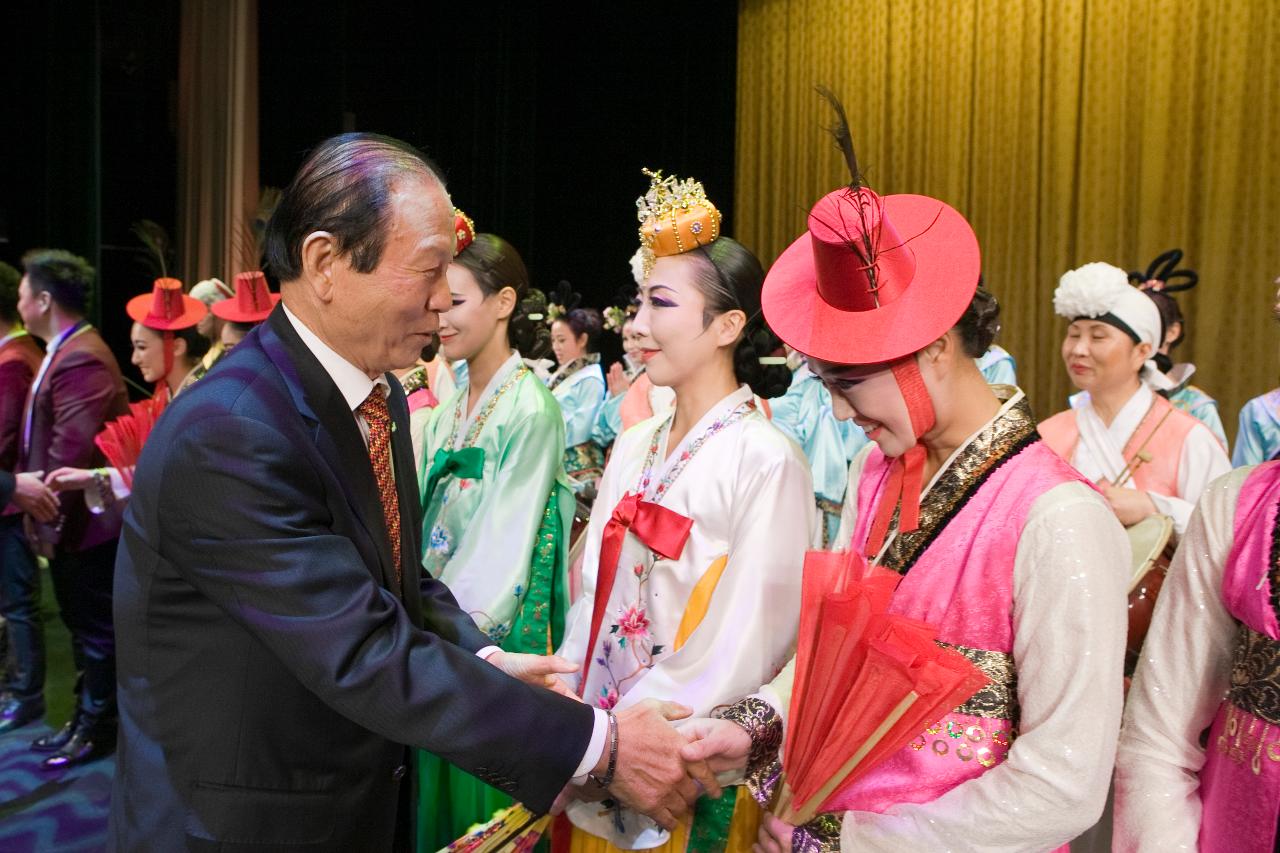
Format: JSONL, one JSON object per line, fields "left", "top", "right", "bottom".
{"left": 2, "top": 0, "right": 738, "bottom": 390}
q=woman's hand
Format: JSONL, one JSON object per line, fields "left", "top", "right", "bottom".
{"left": 45, "top": 467, "right": 95, "bottom": 493}
{"left": 607, "top": 362, "right": 632, "bottom": 397}
{"left": 1099, "top": 482, "right": 1157, "bottom": 526}
{"left": 754, "top": 812, "right": 796, "bottom": 853}
{"left": 678, "top": 717, "right": 753, "bottom": 774}
{"left": 484, "top": 650, "right": 580, "bottom": 700}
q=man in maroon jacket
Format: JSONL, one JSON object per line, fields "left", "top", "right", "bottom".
{"left": 8, "top": 250, "right": 128, "bottom": 768}
{"left": 0, "top": 259, "right": 47, "bottom": 735}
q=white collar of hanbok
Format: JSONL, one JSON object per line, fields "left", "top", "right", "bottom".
{"left": 455, "top": 350, "right": 522, "bottom": 439}
{"left": 650, "top": 384, "right": 754, "bottom": 477}
{"left": 1075, "top": 383, "right": 1152, "bottom": 484}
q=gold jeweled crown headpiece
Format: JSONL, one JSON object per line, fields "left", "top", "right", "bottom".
{"left": 634, "top": 168, "right": 722, "bottom": 279}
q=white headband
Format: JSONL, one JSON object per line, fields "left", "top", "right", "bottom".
{"left": 1054, "top": 262, "right": 1172, "bottom": 391}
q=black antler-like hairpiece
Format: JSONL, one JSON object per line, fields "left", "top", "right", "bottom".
{"left": 1129, "top": 248, "right": 1198, "bottom": 294}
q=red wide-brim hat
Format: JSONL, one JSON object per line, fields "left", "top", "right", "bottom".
{"left": 762, "top": 187, "right": 981, "bottom": 366}
{"left": 126, "top": 278, "right": 208, "bottom": 331}
{"left": 212, "top": 271, "right": 281, "bottom": 323}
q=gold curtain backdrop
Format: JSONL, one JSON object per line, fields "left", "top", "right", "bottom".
{"left": 736, "top": 0, "right": 1280, "bottom": 439}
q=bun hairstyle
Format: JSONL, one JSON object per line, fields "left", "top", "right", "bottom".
{"left": 562, "top": 307, "right": 604, "bottom": 353}
{"left": 953, "top": 281, "right": 1001, "bottom": 358}
{"left": 687, "top": 236, "right": 792, "bottom": 399}
{"left": 453, "top": 233, "right": 550, "bottom": 359}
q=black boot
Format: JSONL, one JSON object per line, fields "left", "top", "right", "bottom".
{"left": 31, "top": 708, "right": 78, "bottom": 752}
{"left": 39, "top": 712, "right": 116, "bottom": 770}
{"left": 0, "top": 692, "right": 44, "bottom": 735}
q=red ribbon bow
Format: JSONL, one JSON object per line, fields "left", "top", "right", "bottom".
{"left": 579, "top": 492, "right": 693, "bottom": 691}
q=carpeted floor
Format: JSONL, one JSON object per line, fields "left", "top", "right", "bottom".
{"left": 0, "top": 565, "right": 112, "bottom": 852}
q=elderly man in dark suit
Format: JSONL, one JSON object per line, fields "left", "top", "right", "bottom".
{"left": 108, "top": 134, "right": 714, "bottom": 852}
{"left": 6, "top": 251, "right": 129, "bottom": 765}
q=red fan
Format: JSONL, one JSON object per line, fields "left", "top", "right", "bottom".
{"left": 94, "top": 393, "right": 168, "bottom": 490}
{"left": 774, "top": 547, "right": 989, "bottom": 824}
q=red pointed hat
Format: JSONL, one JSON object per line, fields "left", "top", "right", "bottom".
{"left": 126, "top": 278, "right": 208, "bottom": 331}
{"left": 762, "top": 185, "right": 980, "bottom": 366}
{"left": 212, "top": 271, "right": 280, "bottom": 323}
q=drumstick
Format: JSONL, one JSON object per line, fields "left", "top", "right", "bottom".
{"left": 1113, "top": 406, "right": 1175, "bottom": 488}
{"left": 1114, "top": 451, "right": 1153, "bottom": 489}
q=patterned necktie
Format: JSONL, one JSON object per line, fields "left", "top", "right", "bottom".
{"left": 357, "top": 386, "right": 401, "bottom": 584}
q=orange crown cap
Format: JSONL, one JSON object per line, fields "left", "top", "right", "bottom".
{"left": 634, "top": 169, "right": 721, "bottom": 279}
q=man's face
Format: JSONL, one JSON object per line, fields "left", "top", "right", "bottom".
{"left": 16, "top": 276, "right": 49, "bottom": 340}
{"left": 328, "top": 176, "right": 454, "bottom": 376}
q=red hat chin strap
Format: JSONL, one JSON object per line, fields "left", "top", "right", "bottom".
{"left": 865, "top": 355, "right": 937, "bottom": 557}
{"left": 160, "top": 330, "right": 175, "bottom": 398}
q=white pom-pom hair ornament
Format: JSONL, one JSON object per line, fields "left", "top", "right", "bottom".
{"left": 1053, "top": 262, "right": 1132, "bottom": 320}
{"left": 630, "top": 248, "right": 650, "bottom": 285}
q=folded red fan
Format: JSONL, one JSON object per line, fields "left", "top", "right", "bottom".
{"left": 94, "top": 393, "right": 168, "bottom": 490}
{"left": 778, "top": 546, "right": 989, "bottom": 824}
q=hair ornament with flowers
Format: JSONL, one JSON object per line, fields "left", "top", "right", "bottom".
{"left": 545, "top": 280, "right": 582, "bottom": 327}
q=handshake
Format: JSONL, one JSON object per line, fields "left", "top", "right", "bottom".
{"left": 485, "top": 650, "right": 756, "bottom": 832}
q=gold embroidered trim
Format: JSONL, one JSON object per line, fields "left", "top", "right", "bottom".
{"left": 878, "top": 392, "right": 1038, "bottom": 574}
{"left": 1229, "top": 624, "right": 1280, "bottom": 727}
{"left": 938, "top": 641, "right": 1019, "bottom": 725}
{"left": 715, "top": 697, "right": 783, "bottom": 807}
{"left": 793, "top": 813, "right": 841, "bottom": 852}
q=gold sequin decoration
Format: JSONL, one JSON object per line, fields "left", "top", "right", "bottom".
{"left": 877, "top": 390, "right": 1038, "bottom": 574}
{"left": 938, "top": 641, "right": 1020, "bottom": 726}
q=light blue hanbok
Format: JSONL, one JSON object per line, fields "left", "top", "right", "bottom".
{"left": 547, "top": 355, "right": 607, "bottom": 490}
{"left": 976, "top": 345, "right": 1017, "bottom": 386}
{"left": 1234, "top": 387, "right": 1280, "bottom": 466}
{"left": 770, "top": 362, "right": 870, "bottom": 546}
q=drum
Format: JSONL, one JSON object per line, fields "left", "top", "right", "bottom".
{"left": 1124, "top": 514, "right": 1175, "bottom": 675}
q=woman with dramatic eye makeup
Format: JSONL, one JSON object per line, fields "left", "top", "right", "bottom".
{"left": 679, "top": 96, "right": 1129, "bottom": 853}
{"left": 415, "top": 210, "right": 579, "bottom": 852}
{"left": 551, "top": 170, "right": 812, "bottom": 851}
{"left": 593, "top": 302, "right": 676, "bottom": 454}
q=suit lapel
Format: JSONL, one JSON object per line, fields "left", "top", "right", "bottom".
{"left": 261, "top": 309, "right": 399, "bottom": 593}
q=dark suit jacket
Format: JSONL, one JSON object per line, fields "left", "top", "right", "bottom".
{"left": 15, "top": 324, "right": 127, "bottom": 552}
{"left": 0, "top": 470, "right": 13, "bottom": 510}
{"left": 108, "top": 307, "right": 594, "bottom": 852}
{"left": 0, "top": 331, "right": 42, "bottom": 472}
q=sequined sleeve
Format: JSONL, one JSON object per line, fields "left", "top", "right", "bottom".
{"left": 714, "top": 697, "right": 783, "bottom": 806}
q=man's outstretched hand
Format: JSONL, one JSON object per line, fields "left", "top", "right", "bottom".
{"left": 603, "top": 699, "right": 723, "bottom": 831}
